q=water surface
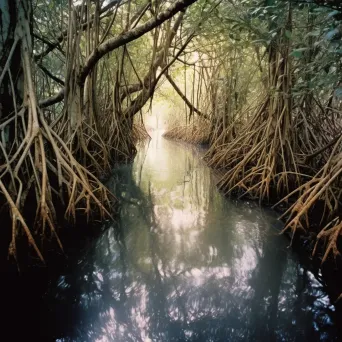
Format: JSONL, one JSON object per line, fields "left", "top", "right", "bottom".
{"left": 44, "top": 131, "right": 337, "bottom": 341}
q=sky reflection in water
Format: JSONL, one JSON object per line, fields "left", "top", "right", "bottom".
{"left": 48, "top": 131, "right": 338, "bottom": 342}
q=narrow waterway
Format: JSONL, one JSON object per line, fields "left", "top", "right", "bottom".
{"left": 41, "top": 131, "right": 337, "bottom": 341}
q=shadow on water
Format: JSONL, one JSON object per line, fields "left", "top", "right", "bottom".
{"left": 39, "top": 131, "right": 338, "bottom": 341}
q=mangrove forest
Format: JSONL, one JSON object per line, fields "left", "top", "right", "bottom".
{"left": 1, "top": 0, "right": 342, "bottom": 340}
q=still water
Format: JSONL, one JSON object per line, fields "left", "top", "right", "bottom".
{"left": 44, "top": 131, "right": 337, "bottom": 341}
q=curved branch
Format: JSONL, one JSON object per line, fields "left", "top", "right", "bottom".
{"left": 306, "top": 133, "right": 342, "bottom": 162}
{"left": 165, "top": 73, "right": 208, "bottom": 120}
{"left": 37, "top": 63, "right": 65, "bottom": 86}
{"left": 120, "top": 11, "right": 186, "bottom": 102}
{"left": 124, "top": 34, "right": 195, "bottom": 118}
{"left": 34, "top": 0, "right": 123, "bottom": 62}
{"left": 39, "top": 89, "right": 64, "bottom": 108}
{"left": 39, "top": 1, "right": 196, "bottom": 108}
{"left": 78, "top": 0, "right": 197, "bottom": 85}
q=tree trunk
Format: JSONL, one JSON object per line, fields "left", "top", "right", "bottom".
{"left": 0, "top": 1, "right": 22, "bottom": 123}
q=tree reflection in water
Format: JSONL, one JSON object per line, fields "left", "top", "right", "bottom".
{"left": 45, "top": 133, "right": 338, "bottom": 341}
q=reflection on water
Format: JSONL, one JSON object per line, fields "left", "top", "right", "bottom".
{"left": 46, "top": 131, "right": 338, "bottom": 341}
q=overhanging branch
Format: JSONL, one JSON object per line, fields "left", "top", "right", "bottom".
{"left": 165, "top": 73, "right": 208, "bottom": 120}
{"left": 78, "top": 0, "right": 197, "bottom": 85}
{"left": 39, "top": 88, "right": 64, "bottom": 108}
{"left": 38, "top": 0, "right": 198, "bottom": 108}
{"left": 34, "top": 0, "right": 123, "bottom": 62}
{"left": 37, "top": 63, "right": 65, "bottom": 86}
{"left": 124, "top": 34, "right": 195, "bottom": 118}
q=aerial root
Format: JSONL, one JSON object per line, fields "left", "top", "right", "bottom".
{"left": 312, "top": 218, "right": 342, "bottom": 263}
{"left": 279, "top": 152, "right": 342, "bottom": 240}
{"left": 0, "top": 106, "right": 113, "bottom": 261}
{"left": 132, "top": 124, "right": 151, "bottom": 143}
{"left": 205, "top": 97, "right": 299, "bottom": 205}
